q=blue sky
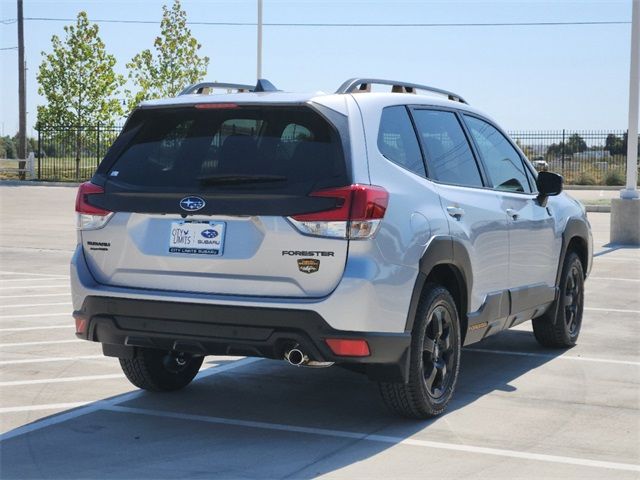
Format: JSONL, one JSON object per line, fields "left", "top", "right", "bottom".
{"left": 0, "top": 0, "right": 633, "bottom": 136}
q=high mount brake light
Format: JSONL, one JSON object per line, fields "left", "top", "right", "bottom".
{"left": 288, "top": 185, "right": 388, "bottom": 239}
{"left": 75, "top": 182, "right": 113, "bottom": 230}
{"left": 194, "top": 103, "right": 238, "bottom": 109}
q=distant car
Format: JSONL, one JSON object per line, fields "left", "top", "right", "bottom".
{"left": 71, "top": 77, "right": 593, "bottom": 418}
{"left": 532, "top": 159, "right": 549, "bottom": 171}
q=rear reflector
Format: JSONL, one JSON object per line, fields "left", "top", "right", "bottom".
{"left": 325, "top": 338, "right": 370, "bottom": 357}
{"left": 74, "top": 315, "right": 87, "bottom": 334}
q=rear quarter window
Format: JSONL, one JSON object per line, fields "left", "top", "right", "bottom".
{"left": 377, "top": 106, "right": 426, "bottom": 177}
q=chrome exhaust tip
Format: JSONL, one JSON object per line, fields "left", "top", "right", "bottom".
{"left": 285, "top": 348, "right": 307, "bottom": 366}
{"left": 284, "top": 347, "right": 334, "bottom": 368}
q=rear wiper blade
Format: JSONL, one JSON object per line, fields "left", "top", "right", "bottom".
{"left": 198, "top": 174, "right": 287, "bottom": 185}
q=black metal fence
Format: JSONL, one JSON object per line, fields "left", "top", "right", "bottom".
{"left": 35, "top": 125, "right": 636, "bottom": 185}
{"left": 36, "top": 125, "right": 122, "bottom": 181}
{"left": 508, "top": 130, "right": 635, "bottom": 186}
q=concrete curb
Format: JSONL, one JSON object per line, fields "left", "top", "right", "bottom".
{"left": 585, "top": 205, "right": 611, "bottom": 213}
{"left": 0, "top": 180, "right": 80, "bottom": 187}
{"left": 566, "top": 186, "right": 622, "bottom": 191}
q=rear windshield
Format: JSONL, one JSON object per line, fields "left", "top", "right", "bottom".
{"left": 102, "top": 106, "right": 348, "bottom": 194}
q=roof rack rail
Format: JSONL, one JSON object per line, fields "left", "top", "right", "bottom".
{"left": 335, "top": 78, "right": 467, "bottom": 104}
{"left": 178, "top": 79, "right": 279, "bottom": 96}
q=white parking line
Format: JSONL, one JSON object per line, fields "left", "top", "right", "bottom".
{"left": 0, "top": 284, "right": 69, "bottom": 290}
{"left": 0, "top": 355, "right": 104, "bottom": 366}
{"left": 0, "top": 402, "right": 92, "bottom": 414}
{"left": 0, "top": 357, "right": 261, "bottom": 441}
{"left": 0, "top": 374, "right": 123, "bottom": 387}
{"left": 0, "top": 312, "right": 70, "bottom": 320}
{"left": 464, "top": 348, "right": 640, "bottom": 366}
{"left": 593, "top": 257, "right": 640, "bottom": 262}
{"left": 104, "top": 405, "right": 640, "bottom": 473}
{"left": 0, "top": 302, "right": 71, "bottom": 309}
{"left": 0, "top": 293, "right": 70, "bottom": 299}
{"left": 0, "top": 339, "right": 80, "bottom": 348}
{"left": 588, "top": 277, "right": 640, "bottom": 282}
{"left": 0, "top": 277, "right": 69, "bottom": 283}
{"left": 0, "top": 325, "right": 71, "bottom": 332}
{"left": 0, "top": 271, "right": 69, "bottom": 278}
{"left": 585, "top": 307, "right": 640, "bottom": 314}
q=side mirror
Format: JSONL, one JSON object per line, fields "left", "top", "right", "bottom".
{"left": 536, "top": 171, "right": 563, "bottom": 206}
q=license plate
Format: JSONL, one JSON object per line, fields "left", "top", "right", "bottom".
{"left": 168, "top": 221, "right": 225, "bottom": 255}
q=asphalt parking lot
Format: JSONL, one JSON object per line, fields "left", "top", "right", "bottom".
{"left": 0, "top": 184, "right": 638, "bottom": 479}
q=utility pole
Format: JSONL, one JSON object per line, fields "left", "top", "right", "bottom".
{"left": 257, "top": 0, "right": 263, "bottom": 79}
{"left": 17, "top": 0, "right": 27, "bottom": 179}
{"left": 610, "top": 0, "right": 640, "bottom": 245}
{"left": 622, "top": 0, "right": 639, "bottom": 199}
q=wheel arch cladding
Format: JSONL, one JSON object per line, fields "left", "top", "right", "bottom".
{"left": 405, "top": 237, "right": 472, "bottom": 343}
{"left": 543, "top": 217, "right": 590, "bottom": 326}
{"left": 560, "top": 217, "right": 590, "bottom": 284}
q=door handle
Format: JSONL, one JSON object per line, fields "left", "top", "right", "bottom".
{"left": 447, "top": 206, "right": 465, "bottom": 219}
{"left": 506, "top": 208, "right": 519, "bottom": 220}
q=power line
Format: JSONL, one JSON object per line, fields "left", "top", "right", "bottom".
{"left": 0, "top": 46, "right": 18, "bottom": 50}
{"left": 0, "top": 17, "right": 629, "bottom": 27}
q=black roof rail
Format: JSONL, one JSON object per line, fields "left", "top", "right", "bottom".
{"left": 178, "top": 79, "right": 279, "bottom": 96}
{"left": 254, "top": 79, "right": 280, "bottom": 92}
{"left": 335, "top": 78, "right": 467, "bottom": 104}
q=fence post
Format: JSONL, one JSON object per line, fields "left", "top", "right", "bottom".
{"left": 27, "top": 152, "right": 35, "bottom": 179}
{"left": 37, "top": 129, "right": 41, "bottom": 180}
{"left": 561, "top": 129, "right": 566, "bottom": 176}
{"left": 96, "top": 124, "right": 101, "bottom": 169}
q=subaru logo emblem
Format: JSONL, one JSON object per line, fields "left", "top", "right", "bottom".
{"left": 201, "top": 229, "right": 218, "bottom": 239}
{"left": 179, "top": 196, "right": 205, "bottom": 212}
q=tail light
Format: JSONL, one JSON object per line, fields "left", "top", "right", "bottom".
{"left": 75, "top": 182, "right": 113, "bottom": 230}
{"left": 288, "top": 184, "right": 388, "bottom": 239}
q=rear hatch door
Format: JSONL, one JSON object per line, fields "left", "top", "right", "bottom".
{"left": 81, "top": 103, "right": 351, "bottom": 298}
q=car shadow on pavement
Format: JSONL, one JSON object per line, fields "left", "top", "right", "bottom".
{"left": 595, "top": 243, "right": 640, "bottom": 256}
{"left": 0, "top": 329, "right": 564, "bottom": 479}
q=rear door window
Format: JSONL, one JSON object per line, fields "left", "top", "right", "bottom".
{"left": 103, "top": 106, "right": 347, "bottom": 195}
{"left": 411, "top": 109, "right": 483, "bottom": 188}
{"left": 377, "top": 106, "right": 426, "bottom": 177}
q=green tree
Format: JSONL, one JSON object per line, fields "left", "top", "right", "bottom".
{"left": 37, "top": 12, "right": 124, "bottom": 127}
{"left": 126, "top": 0, "right": 209, "bottom": 110}
{"left": 605, "top": 133, "right": 626, "bottom": 156}
{"left": 0, "top": 136, "right": 16, "bottom": 159}
{"left": 566, "top": 134, "right": 587, "bottom": 153}
{"left": 36, "top": 12, "right": 124, "bottom": 178}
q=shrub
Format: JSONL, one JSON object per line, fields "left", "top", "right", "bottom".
{"left": 605, "top": 170, "right": 625, "bottom": 186}
{"left": 575, "top": 172, "right": 598, "bottom": 185}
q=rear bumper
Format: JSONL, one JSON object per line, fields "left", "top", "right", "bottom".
{"left": 74, "top": 295, "right": 411, "bottom": 382}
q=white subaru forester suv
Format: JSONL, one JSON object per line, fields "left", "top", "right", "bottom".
{"left": 71, "top": 78, "right": 592, "bottom": 418}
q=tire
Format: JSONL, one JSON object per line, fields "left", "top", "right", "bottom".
{"left": 119, "top": 348, "right": 204, "bottom": 392}
{"left": 532, "top": 251, "right": 584, "bottom": 348}
{"left": 378, "top": 283, "right": 461, "bottom": 418}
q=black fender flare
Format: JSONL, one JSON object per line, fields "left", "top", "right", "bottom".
{"left": 404, "top": 236, "right": 473, "bottom": 332}
{"left": 556, "top": 217, "right": 590, "bottom": 286}
{"left": 546, "top": 216, "right": 591, "bottom": 324}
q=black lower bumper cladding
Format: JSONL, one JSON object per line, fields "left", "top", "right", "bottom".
{"left": 75, "top": 296, "right": 410, "bottom": 382}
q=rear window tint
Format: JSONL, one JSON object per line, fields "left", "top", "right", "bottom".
{"left": 104, "top": 106, "right": 347, "bottom": 194}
